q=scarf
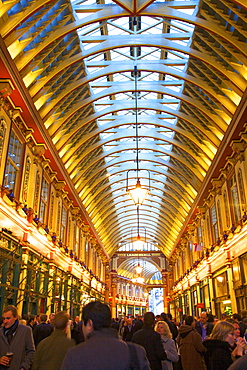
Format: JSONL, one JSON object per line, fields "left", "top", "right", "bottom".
{"left": 3, "top": 319, "right": 19, "bottom": 344}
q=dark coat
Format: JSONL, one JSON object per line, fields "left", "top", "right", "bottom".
{"left": 166, "top": 321, "right": 178, "bottom": 341}
{"left": 195, "top": 321, "right": 213, "bottom": 339}
{"left": 61, "top": 328, "right": 150, "bottom": 370}
{"left": 31, "top": 329, "right": 75, "bottom": 370}
{"left": 0, "top": 323, "right": 35, "bottom": 370}
{"left": 239, "top": 321, "right": 247, "bottom": 337}
{"left": 33, "top": 322, "right": 53, "bottom": 347}
{"left": 228, "top": 355, "right": 247, "bottom": 370}
{"left": 134, "top": 319, "right": 144, "bottom": 332}
{"left": 177, "top": 325, "right": 206, "bottom": 370}
{"left": 123, "top": 324, "right": 135, "bottom": 341}
{"left": 132, "top": 325, "right": 167, "bottom": 370}
{"left": 203, "top": 338, "right": 233, "bottom": 370}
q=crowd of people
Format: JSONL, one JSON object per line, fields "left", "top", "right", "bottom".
{"left": 1, "top": 303, "right": 247, "bottom": 370}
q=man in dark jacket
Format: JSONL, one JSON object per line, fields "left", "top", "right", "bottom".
{"left": 195, "top": 312, "right": 213, "bottom": 340}
{"left": 123, "top": 318, "right": 135, "bottom": 341}
{"left": 33, "top": 314, "right": 53, "bottom": 347}
{"left": 61, "top": 301, "right": 150, "bottom": 370}
{"left": 0, "top": 305, "right": 35, "bottom": 370}
{"left": 32, "top": 311, "right": 75, "bottom": 370}
{"left": 132, "top": 311, "right": 167, "bottom": 370}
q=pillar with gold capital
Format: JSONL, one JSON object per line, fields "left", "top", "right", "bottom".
{"left": 16, "top": 246, "right": 29, "bottom": 315}
{"left": 110, "top": 270, "right": 117, "bottom": 318}
{"left": 161, "top": 269, "right": 168, "bottom": 311}
{"left": 104, "top": 263, "right": 110, "bottom": 304}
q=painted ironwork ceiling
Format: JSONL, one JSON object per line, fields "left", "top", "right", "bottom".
{"left": 1, "top": 0, "right": 247, "bottom": 279}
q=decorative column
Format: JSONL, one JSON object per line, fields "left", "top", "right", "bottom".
{"left": 104, "top": 263, "right": 110, "bottom": 304}
{"left": 111, "top": 270, "right": 117, "bottom": 318}
{"left": 161, "top": 269, "right": 168, "bottom": 311}
{"left": 225, "top": 256, "right": 237, "bottom": 313}
{"left": 16, "top": 246, "right": 28, "bottom": 315}
{"left": 46, "top": 264, "right": 55, "bottom": 314}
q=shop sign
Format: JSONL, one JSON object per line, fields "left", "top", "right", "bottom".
{"left": 197, "top": 303, "right": 205, "bottom": 308}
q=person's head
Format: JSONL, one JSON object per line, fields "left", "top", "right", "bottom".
{"left": 154, "top": 320, "right": 172, "bottom": 338}
{"left": 233, "top": 322, "right": 240, "bottom": 339}
{"left": 40, "top": 314, "right": 47, "bottom": 323}
{"left": 185, "top": 315, "right": 194, "bottom": 326}
{"left": 167, "top": 313, "right": 172, "bottom": 321}
{"left": 232, "top": 314, "right": 241, "bottom": 322}
{"left": 207, "top": 313, "right": 214, "bottom": 323}
{"left": 19, "top": 319, "right": 27, "bottom": 325}
{"left": 199, "top": 312, "right": 208, "bottom": 324}
{"left": 241, "top": 309, "right": 247, "bottom": 318}
{"left": 54, "top": 311, "right": 69, "bottom": 331}
{"left": 49, "top": 313, "right": 55, "bottom": 325}
{"left": 27, "top": 314, "right": 36, "bottom": 326}
{"left": 82, "top": 301, "right": 111, "bottom": 338}
{"left": 2, "top": 305, "right": 18, "bottom": 329}
{"left": 74, "top": 316, "right": 80, "bottom": 324}
{"left": 126, "top": 318, "right": 132, "bottom": 325}
{"left": 144, "top": 312, "right": 155, "bottom": 327}
{"left": 160, "top": 312, "right": 167, "bottom": 321}
{"left": 210, "top": 321, "right": 235, "bottom": 347}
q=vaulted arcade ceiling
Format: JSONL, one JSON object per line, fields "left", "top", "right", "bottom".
{"left": 0, "top": 0, "right": 247, "bottom": 263}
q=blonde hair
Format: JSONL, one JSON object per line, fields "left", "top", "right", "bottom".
{"left": 210, "top": 321, "right": 234, "bottom": 341}
{"left": 154, "top": 320, "right": 172, "bottom": 338}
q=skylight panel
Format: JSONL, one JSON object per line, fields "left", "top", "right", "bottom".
{"left": 110, "top": 50, "right": 131, "bottom": 61}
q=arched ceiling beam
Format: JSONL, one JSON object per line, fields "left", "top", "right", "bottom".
{"left": 13, "top": 4, "right": 247, "bottom": 74}
{"left": 38, "top": 78, "right": 239, "bottom": 123}
{"left": 84, "top": 170, "right": 194, "bottom": 211}
{"left": 81, "top": 158, "right": 200, "bottom": 211}
{"left": 91, "top": 185, "right": 190, "bottom": 229}
{"left": 57, "top": 103, "right": 220, "bottom": 158}
{"left": 90, "top": 197, "right": 185, "bottom": 231}
{"left": 100, "top": 220, "right": 174, "bottom": 254}
{"left": 0, "top": 0, "right": 57, "bottom": 37}
{"left": 82, "top": 180, "right": 191, "bottom": 220}
{"left": 65, "top": 117, "right": 215, "bottom": 162}
{"left": 95, "top": 206, "right": 182, "bottom": 238}
{"left": 44, "top": 57, "right": 237, "bottom": 138}
{"left": 72, "top": 148, "right": 211, "bottom": 195}
{"left": 89, "top": 191, "right": 189, "bottom": 229}
{"left": 73, "top": 140, "right": 206, "bottom": 190}
{"left": 84, "top": 168, "right": 198, "bottom": 218}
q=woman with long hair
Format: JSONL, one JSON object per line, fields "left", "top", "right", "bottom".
{"left": 203, "top": 321, "right": 245, "bottom": 370}
{"left": 154, "top": 320, "right": 179, "bottom": 370}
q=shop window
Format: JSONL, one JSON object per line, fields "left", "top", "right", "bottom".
{"left": 229, "top": 174, "right": 241, "bottom": 223}
{"left": 217, "top": 200, "right": 223, "bottom": 235}
{"left": 73, "top": 224, "right": 80, "bottom": 255}
{"left": 56, "top": 201, "right": 61, "bottom": 235}
{"left": 67, "top": 217, "right": 71, "bottom": 246}
{"left": 0, "top": 119, "right": 6, "bottom": 166}
{"left": 60, "top": 206, "right": 67, "bottom": 243}
{"left": 223, "top": 190, "right": 231, "bottom": 228}
{"left": 22, "top": 156, "right": 31, "bottom": 203}
{"left": 232, "top": 260, "right": 241, "bottom": 284}
{"left": 237, "top": 169, "right": 246, "bottom": 211}
{"left": 3, "top": 130, "right": 22, "bottom": 193}
{"left": 214, "top": 273, "right": 228, "bottom": 297}
{"left": 241, "top": 255, "right": 247, "bottom": 284}
{"left": 39, "top": 177, "right": 49, "bottom": 223}
{"left": 33, "top": 172, "right": 41, "bottom": 214}
{"left": 49, "top": 193, "right": 54, "bottom": 230}
{"left": 211, "top": 203, "right": 219, "bottom": 243}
